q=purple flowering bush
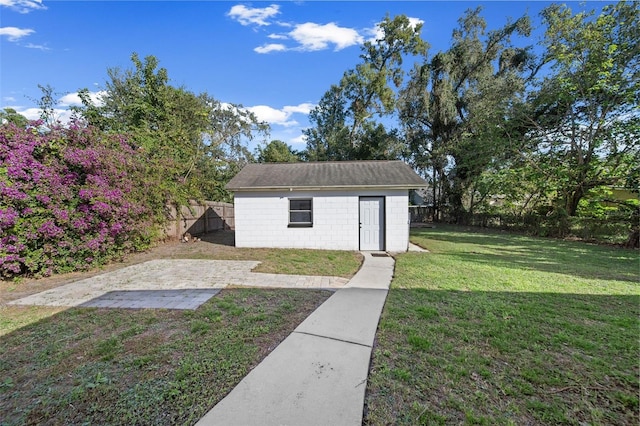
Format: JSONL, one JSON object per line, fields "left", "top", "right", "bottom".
{"left": 0, "top": 121, "right": 156, "bottom": 278}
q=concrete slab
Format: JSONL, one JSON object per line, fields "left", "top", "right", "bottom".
{"left": 196, "top": 332, "right": 372, "bottom": 426}
{"left": 294, "top": 287, "right": 388, "bottom": 347}
{"left": 9, "top": 259, "right": 348, "bottom": 309}
{"left": 79, "top": 289, "right": 221, "bottom": 310}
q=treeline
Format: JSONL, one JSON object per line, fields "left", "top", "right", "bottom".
{"left": 297, "top": 1, "right": 638, "bottom": 245}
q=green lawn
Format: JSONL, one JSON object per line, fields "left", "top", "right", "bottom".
{"left": 0, "top": 244, "right": 362, "bottom": 425}
{"left": 0, "top": 288, "right": 332, "bottom": 425}
{"left": 365, "top": 226, "right": 639, "bottom": 425}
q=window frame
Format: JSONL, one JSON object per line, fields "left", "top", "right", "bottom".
{"left": 288, "top": 198, "right": 313, "bottom": 228}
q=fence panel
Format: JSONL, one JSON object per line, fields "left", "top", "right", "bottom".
{"left": 409, "top": 206, "right": 435, "bottom": 223}
{"left": 165, "top": 201, "right": 234, "bottom": 239}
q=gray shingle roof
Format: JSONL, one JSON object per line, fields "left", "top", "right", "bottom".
{"left": 226, "top": 160, "right": 426, "bottom": 191}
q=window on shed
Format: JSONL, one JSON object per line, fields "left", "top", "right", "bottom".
{"left": 289, "top": 198, "right": 313, "bottom": 227}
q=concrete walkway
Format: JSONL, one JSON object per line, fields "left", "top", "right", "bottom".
{"left": 8, "top": 259, "right": 348, "bottom": 310}
{"left": 409, "top": 242, "right": 429, "bottom": 252}
{"left": 196, "top": 251, "right": 395, "bottom": 426}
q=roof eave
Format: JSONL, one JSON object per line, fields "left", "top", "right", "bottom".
{"left": 226, "top": 184, "right": 427, "bottom": 192}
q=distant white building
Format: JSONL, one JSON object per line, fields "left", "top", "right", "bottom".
{"left": 226, "top": 161, "right": 426, "bottom": 252}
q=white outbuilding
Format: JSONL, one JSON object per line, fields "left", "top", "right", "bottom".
{"left": 226, "top": 160, "right": 426, "bottom": 252}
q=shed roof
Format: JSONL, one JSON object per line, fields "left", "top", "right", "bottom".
{"left": 226, "top": 160, "right": 426, "bottom": 191}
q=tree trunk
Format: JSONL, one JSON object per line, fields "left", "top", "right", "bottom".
{"left": 450, "top": 178, "right": 466, "bottom": 224}
{"left": 625, "top": 208, "right": 639, "bottom": 249}
{"left": 432, "top": 167, "right": 438, "bottom": 221}
{"left": 566, "top": 185, "right": 585, "bottom": 217}
{"left": 626, "top": 230, "right": 639, "bottom": 249}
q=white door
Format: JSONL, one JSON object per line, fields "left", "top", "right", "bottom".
{"left": 359, "top": 197, "right": 384, "bottom": 251}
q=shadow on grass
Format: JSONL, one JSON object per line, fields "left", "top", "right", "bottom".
{"left": 0, "top": 287, "right": 331, "bottom": 426}
{"left": 365, "top": 288, "right": 639, "bottom": 425}
{"left": 411, "top": 226, "right": 638, "bottom": 283}
{"left": 195, "top": 229, "right": 236, "bottom": 246}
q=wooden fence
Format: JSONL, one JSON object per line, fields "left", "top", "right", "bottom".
{"left": 409, "top": 206, "right": 435, "bottom": 224}
{"left": 165, "top": 201, "right": 235, "bottom": 240}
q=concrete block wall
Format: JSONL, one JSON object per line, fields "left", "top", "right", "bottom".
{"left": 384, "top": 193, "right": 410, "bottom": 252}
{"left": 234, "top": 189, "right": 409, "bottom": 252}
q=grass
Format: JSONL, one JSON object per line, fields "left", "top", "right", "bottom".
{"left": 0, "top": 231, "right": 362, "bottom": 337}
{"left": 153, "top": 230, "right": 363, "bottom": 279}
{"left": 180, "top": 247, "right": 362, "bottom": 278}
{"left": 0, "top": 232, "right": 362, "bottom": 424}
{"left": 365, "top": 225, "right": 639, "bottom": 425}
{"left": 0, "top": 305, "right": 67, "bottom": 337}
{"left": 0, "top": 288, "right": 332, "bottom": 425}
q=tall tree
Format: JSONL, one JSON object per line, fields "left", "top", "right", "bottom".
{"left": 342, "top": 15, "right": 428, "bottom": 142}
{"left": 33, "top": 84, "right": 59, "bottom": 126}
{"left": 73, "top": 53, "right": 267, "bottom": 203}
{"left": 303, "top": 84, "right": 351, "bottom": 161}
{"left": 526, "top": 1, "right": 640, "bottom": 217}
{"left": 398, "top": 8, "right": 534, "bottom": 221}
{"left": 202, "top": 98, "right": 267, "bottom": 201}
{"left": 352, "top": 123, "right": 405, "bottom": 160}
{"left": 304, "top": 15, "right": 427, "bottom": 161}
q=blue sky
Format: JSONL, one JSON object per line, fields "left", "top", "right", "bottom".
{"left": 1, "top": 0, "right": 608, "bottom": 149}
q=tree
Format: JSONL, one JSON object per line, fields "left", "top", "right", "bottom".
{"left": 0, "top": 108, "right": 28, "bottom": 127}
{"left": 73, "top": 53, "right": 268, "bottom": 203}
{"left": 304, "top": 15, "right": 427, "bottom": 161}
{"left": 201, "top": 98, "right": 267, "bottom": 201}
{"left": 257, "top": 140, "right": 300, "bottom": 163}
{"left": 398, "top": 8, "right": 534, "bottom": 221}
{"left": 31, "top": 84, "right": 60, "bottom": 126}
{"left": 341, "top": 15, "right": 428, "bottom": 150}
{"left": 352, "top": 123, "right": 404, "bottom": 160}
{"left": 526, "top": 1, "right": 640, "bottom": 217}
{"left": 303, "top": 84, "right": 351, "bottom": 161}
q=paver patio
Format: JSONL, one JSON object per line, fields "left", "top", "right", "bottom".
{"left": 8, "top": 259, "right": 349, "bottom": 310}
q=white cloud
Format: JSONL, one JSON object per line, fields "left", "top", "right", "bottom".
{"left": 24, "top": 42, "right": 49, "bottom": 50}
{"left": 217, "top": 102, "right": 257, "bottom": 126}
{"left": 365, "top": 17, "right": 424, "bottom": 43}
{"left": 289, "top": 22, "right": 363, "bottom": 51}
{"left": 6, "top": 106, "right": 72, "bottom": 123}
{"left": 227, "top": 4, "right": 279, "bottom": 26}
{"left": 246, "top": 103, "right": 315, "bottom": 127}
{"left": 247, "top": 105, "right": 297, "bottom": 127}
{"left": 219, "top": 102, "right": 236, "bottom": 111}
{"left": 283, "top": 103, "right": 315, "bottom": 115}
{"left": 15, "top": 107, "right": 43, "bottom": 120}
{"left": 254, "top": 43, "right": 287, "bottom": 54}
{"left": 289, "top": 134, "right": 307, "bottom": 145}
{"left": 0, "top": 26, "right": 34, "bottom": 42}
{"left": 5, "top": 91, "right": 106, "bottom": 124}
{"left": 232, "top": 9, "right": 423, "bottom": 55}
{"left": 230, "top": 6, "right": 422, "bottom": 55}
{"left": 408, "top": 17, "right": 424, "bottom": 29}
{"left": 364, "top": 24, "right": 384, "bottom": 43}
{"left": 0, "top": 0, "right": 46, "bottom": 14}
{"left": 58, "top": 90, "right": 106, "bottom": 107}
{"left": 3, "top": 96, "right": 16, "bottom": 102}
